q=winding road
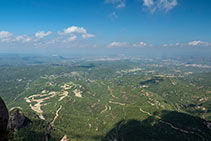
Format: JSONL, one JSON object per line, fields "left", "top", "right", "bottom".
{"left": 51, "top": 105, "right": 62, "bottom": 126}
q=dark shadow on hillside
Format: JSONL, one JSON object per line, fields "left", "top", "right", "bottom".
{"left": 139, "top": 77, "right": 163, "bottom": 85}
{"left": 103, "top": 110, "right": 211, "bottom": 141}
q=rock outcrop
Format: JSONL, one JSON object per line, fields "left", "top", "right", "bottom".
{"left": 7, "top": 109, "right": 25, "bottom": 132}
{"left": 0, "top": 97, "right": 9, "bottom": 140}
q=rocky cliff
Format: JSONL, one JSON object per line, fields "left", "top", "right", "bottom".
{"left": 0, "top": 97, "right": 9, "bottom": 140}
{"left": 7, "top": 109, "right": 26, "bottom": 132}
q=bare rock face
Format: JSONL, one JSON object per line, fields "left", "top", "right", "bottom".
{"left": 0, "top": 97, "right": 9, "bottom": 140}
{"left": 7, "top": 109, "right": 25, "bottom": 132}
{"left": 60, "top": 135, "right": 69, "bottom": 141}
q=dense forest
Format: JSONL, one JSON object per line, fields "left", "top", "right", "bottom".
{"left": 0, "top": 55, "right": 211, "bottom": 140}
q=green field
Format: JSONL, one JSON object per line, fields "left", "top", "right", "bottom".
{"left": 1, "top": 55, "right": 211, "bottom": 140}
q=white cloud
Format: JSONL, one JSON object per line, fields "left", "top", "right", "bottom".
{"left": 35, "top": 31, "right": 52, "bottom": 38}
{"left": 105, "top": 0, "right": 126, "bottom": 8}
{"left": 116, "top": 2, "right": 125, "bottom": 8}
{"left": 0, "top": 31, "right": 13, "bottom": 42}
{"left": 82, "top": 33, "right": 95, "bottom": 39}
{"left": 162, "top": 41, "right": 211, "bottom": 47}
{"left": 175, "top": 42, "right": 180, "bottom": 46}
{"left": 133, "top": 41, "right": 147, "bottom": 47}
{"left": 108, "top": 41, "right": 150, "bottom": 48}
{"left": 62, "top": 26, "right": 87, "bottom": 35}
{"left": 143, "top": 0, "right": 154, "bottom": 7}
{"left": 0, "top": 31, "right": 13, "bottom": 39}
{"left": 0, "top": 26, "right": 95, "bottom": 48}
{"left": 188, "top": 40, "right": 209, "bottom": 46}
{"left": 16, "top": 35, "right": 31, "bottom": 42}
{"left": 162, "top": 42, "right": 181, "bottom": 47}
{"left": 64, "top": 35, "right": 77, "bottom": 42}
{"left": 0, "top": 31, "right": 32, "bottom": 43}
{"left": 108, "top": 41, "right": 129, "bottom": 48}
{"left": 143, "top": 0, "right": 177, "bottom": 13}
{"left": 59, "top": 26, "right": 95, "bottom": 40}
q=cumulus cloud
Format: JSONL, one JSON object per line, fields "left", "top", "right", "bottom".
{"left": 175, "top": 42, "right": 180, "bottom": 46}
{"left": 133, "top": 41, "right": 147, "bottom": 47}
{"left": 188, "top": 40, "right": 209, "bottom": 46}
{"left": 0, "top": 31, "right": 13, "bottom": 39}
{"left": 82, "top": 33, "right": 95, "bottom": 39}
{"left": 0, "top": 31, "right": 13, "bottom": 42}
{"left": 15, "top": 35, "right": 31, "bottom": 42}
{"left": 108, "top": 42, "right": 129, "bottom": 48}
{"left": 162, "top": 42, "right": 181, "bottom": 47}
{"left": 64, "top": 35, "right": 77, "bottom": 42}
{"left": 143, "top": 0, "right": 154, "bottom": 7}
{"left": 35, "top": 31, "right": 52, "bottom": 39}
{"left": 62, "top": 26, "right": 87, "bottom": 34}
{"left": 0, "top": 26, "right": 95, "bottom": 48}
{"left": 105, "top": 0, "right": 126, "bottom": 8}
{"left": 59, "top": 26, "right": 95, "bottom": 40}
{"left": 162, "top": 41, "right": 211, "bottom": 47}
{"left": 143, "top": 0, "right": 177, "bottom": 13}
{"left": 108, "top": 41, "right": 150, "bottom": 48}
{"left": 68, "top": 35, "right": 77, "bottom": 41}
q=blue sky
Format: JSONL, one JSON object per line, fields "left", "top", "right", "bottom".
{"left": 0, "top": 0, "right": 211, "bottom": 56}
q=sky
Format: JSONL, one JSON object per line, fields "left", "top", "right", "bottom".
{"left": 0, "top": 0, "right": 211, "bottom": 56}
